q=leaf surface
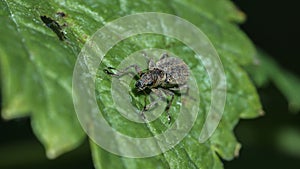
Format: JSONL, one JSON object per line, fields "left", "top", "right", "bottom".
{"left": 0, "top": 0, "right": 263, "bottom": 167}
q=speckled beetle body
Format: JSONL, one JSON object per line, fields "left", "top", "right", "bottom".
{"left": 104, "top": 53, "right": 189, "bottom": 123}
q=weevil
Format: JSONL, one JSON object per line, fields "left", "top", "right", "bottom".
{"left": 104, "top": 53, "right": 189, "bottom": 123}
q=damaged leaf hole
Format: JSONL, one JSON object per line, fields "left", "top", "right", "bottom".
{"left": 40, "top": 14, "right": 67, "bottom": 41}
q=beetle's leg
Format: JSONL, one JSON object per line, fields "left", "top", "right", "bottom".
{"left": 141, "top": 51, "right": 151, "bottom": 63}
{"left": 148, "top": 58, "right": 156, "bottom": 70}
{"left": 140, "top": 51, "right": 157, "bottom": 70}
{"left": 139, "top": 90, "right": 150, "bottom": 120}
{"left": 159, "top": 53, "right": 169, "bottom": 60}
{"left": 104, "top": 64, "right": 143, "bottom": 77}
{"left": 142, "top": 88, "right": 174, "bottom": 123}
{"left": 141, "top": 51, "right": 150, "bottom": 60}
{"left": 169, "top": 84, "right": 189, "bottom": 95}
{"left": 160, "top": 88, "right": 175, "bottom": 123}
{"left": 142, "top": 88, "right": 164, "bottom": 111}
{"left": 143, "top": 53, "right": 156, "bottom": 70}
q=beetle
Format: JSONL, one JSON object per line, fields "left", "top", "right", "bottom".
{"left": 104, "top": 53, "right": 189, "bottom": 123}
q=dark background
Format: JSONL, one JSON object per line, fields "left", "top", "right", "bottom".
{"left": 1, "top": 0, "right": 300, "bottom": 169}
{"left": 226, "top": 0, "right": 300, "bottom": 169}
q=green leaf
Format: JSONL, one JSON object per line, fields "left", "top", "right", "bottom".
{"left": 0, "top": 0, "right": 263, "bottom": 168}
{"left": 173, "top": 0, "right": 246, "bottom": 23}
{"left": 0, "top": 0, "right": 85, "bottom": 158}
{"left": 246, "top": 49, "right": 300, "bottom": 112}
{"left": 171, "top": 2, "right": 256, "bottom": 66}
{"left": 90, "top": 2, "right": 262, "bottom": 168}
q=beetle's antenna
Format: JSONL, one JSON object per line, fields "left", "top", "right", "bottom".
{"left": 103, "top": 67, "right": 117, "bottom": 75}
{"left": 104, "top": 64, "right": 142, "bottom": 77}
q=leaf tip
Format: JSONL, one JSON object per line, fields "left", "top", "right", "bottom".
{"left": 46, "top": 148, "right": 63, "bottom": 159}
{"left": 236, "top": 9, "right": 247, "bottom": 23}
{"left": 234, "top": 143, "right": 241, "bottom": 158}
{"left": 1, "top": 107, "right": 27, "bottom": 120}
{"left": 259, "top": 109, "right": 265, "bottom": 116}
{"left": 1, "top": 110, "right": 10, "bottom": 120}
{"left": 42, "top": 135, "right": 86, "bottom": 159}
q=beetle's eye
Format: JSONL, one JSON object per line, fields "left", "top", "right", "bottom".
{"left": 135, "top": 81, "right": 142, "bottom": 88}
{"left": 139, "top": 72, "right": 145, "bottom": 77}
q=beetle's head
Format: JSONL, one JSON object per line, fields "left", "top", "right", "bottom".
{"left": 135, "top": 72, "right": 154, "bottom": 91}
{"left": 135, "top": 69, "right": 165, "bottom": 91}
